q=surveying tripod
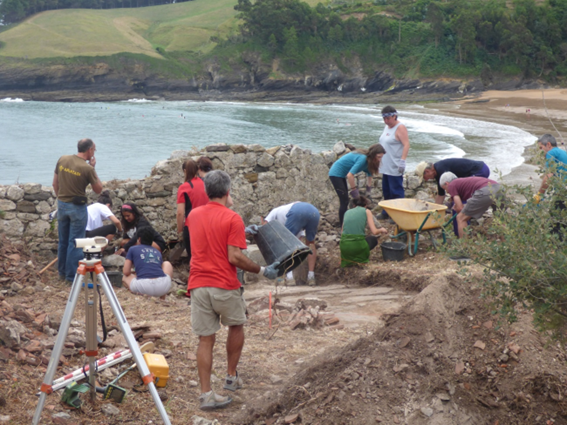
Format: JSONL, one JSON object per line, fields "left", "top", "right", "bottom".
{"left": 32, "top": 237, "right": 171, "bottom": 425}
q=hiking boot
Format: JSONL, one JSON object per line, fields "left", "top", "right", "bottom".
{"left": 199, "top": 391, "right": 232, "bottom": 411}
{"left": 307, "top": 277, "right": 316, "bottom": 286}
{"left": 377, "top": 211, "right": 389, "bottom": 220}
{"left": 223, "top": 372, "right": 243, "bottom": 392}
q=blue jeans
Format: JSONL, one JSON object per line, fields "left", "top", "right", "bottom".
{"left": 57, "top": 200, "right": 88, "bottom": 282}
{"left": 285, "top": 202, "right": 320, "bottom": 242}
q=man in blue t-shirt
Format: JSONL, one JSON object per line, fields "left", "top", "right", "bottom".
{"left": 536, "top": 134, "right": 567, "bottom": 240}
{"left": 536, "top": 134, "right": 567, "bottom": 199}
{"left": 122, "top": 227, "right": 173, "bottom": 299}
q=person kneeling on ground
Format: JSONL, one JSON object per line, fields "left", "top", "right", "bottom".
{"left": 256, "top": 201, "right": 320, "bottom": 286}
{"left": 440, "top": 172, "right": 506, "bottom": 238}
{"left": 187, "top": 170, "right": 280, "bottom": 411}
{"left": 86, "top": 191, "right": 123, "bottom": 241}
{"left": 340, "top": 196, "right": 388, "bottom": 267}
{"left": 122, "top": 227, "right": 173, "bottom": 300}
{"left": 116, "top": 203, "right": 166, "bottom": 255}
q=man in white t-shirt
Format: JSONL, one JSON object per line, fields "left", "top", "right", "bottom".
{"left": 262, "top": 202, "right": 320, "bottom": 285}
{"left": 86, "top": 191, "right": 123, "bottom": 241}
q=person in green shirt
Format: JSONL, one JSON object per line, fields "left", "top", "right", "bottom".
{"left": 340, "top": 196, "right": 388, "bottom": 267}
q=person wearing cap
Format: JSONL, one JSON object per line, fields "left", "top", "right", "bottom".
{"left": 377, "top": 105, "right": 410, "bottom": 220}
{"left": 415, "top": 159, "right": 490, "bottom": 205}
{"left": 439, "top": 172, "right": 505, "bottom": 238}
{"left": 535, "top": 134, "right": 567, "bottom": 239}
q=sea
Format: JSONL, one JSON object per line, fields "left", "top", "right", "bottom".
{"left": 0, "top": 98, "right": 536, "bottom": 186}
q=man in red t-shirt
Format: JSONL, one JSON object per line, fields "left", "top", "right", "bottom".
{"left": 188, "top": 170, "right": 280, "bottom": 411}
{"left": 440, "top": 172, "right": 505, "bottom": 238}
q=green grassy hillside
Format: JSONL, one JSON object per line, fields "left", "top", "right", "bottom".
{"left": 0, "top": 0, "right": 323, "bottom": 59}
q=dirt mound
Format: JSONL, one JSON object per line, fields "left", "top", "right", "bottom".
{"left": 236, "top": 273, "right": 567, "bottom": 425}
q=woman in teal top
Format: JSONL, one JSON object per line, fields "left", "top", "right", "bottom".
{"left": 329, "top": 144, "right": 385, "bottom": 226}
{"left": 340, "top": 196, "right": 388, "bottom": 267}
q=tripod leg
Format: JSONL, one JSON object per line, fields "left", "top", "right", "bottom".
{"left": 32, "top": 272, "right": 85, "bottom": 425}
{"left": 85, "top": 274, "right": 98, "bottom": 401}
{"left": 96, "top": 270, "right": 172, "bottom": 425}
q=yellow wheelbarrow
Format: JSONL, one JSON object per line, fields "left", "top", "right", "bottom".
{"left": 378, "top": 199, "right": 456, "bottom": 256}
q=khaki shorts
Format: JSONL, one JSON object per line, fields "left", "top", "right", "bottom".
{"left": 191, "top": 287, "right": 247, "bottom": 336}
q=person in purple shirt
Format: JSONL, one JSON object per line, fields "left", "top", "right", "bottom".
{"left": 440, "top": 173, "right": 505, "bottom": 238}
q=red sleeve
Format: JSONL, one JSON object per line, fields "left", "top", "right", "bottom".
{"left": 176, "top": 183, "right": 187, "bottom": 204}
{"left": 227, "top": 213, "right": 247, "bottom": 250}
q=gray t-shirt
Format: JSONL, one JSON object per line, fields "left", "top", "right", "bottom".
{"left": 379, "top": 123, "right": 403, "bottom": 176}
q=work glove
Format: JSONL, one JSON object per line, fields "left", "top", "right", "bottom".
{"left": 245, "top": 224, "right": 260, "bottom": 235}
{"left": 349, "top": 188, "right": 360, "bottom": 199}
{"left": 366, "top": 185, "right": 372, "bottom": 195}
{"left": 263, "top": 261, "right": 281, "bottom": 280}
{"left": 398, "top": 159, "right": 406, "bottom": 174}
{"left": 533, "top": 193, "right": 542, "bottom": 204}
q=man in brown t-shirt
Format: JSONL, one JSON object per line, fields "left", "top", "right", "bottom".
{"left": 53, "top": 138, "right": 103, "bottom": 282}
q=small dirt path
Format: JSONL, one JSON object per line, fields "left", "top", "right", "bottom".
{"left": 244, "top": 282, "right": 412, "bottom": 328}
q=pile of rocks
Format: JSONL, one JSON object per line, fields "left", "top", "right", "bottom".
{"left": 0, "top": 234, "right": 43, "bottom": 297}
{"left": 247, "top": 296, "right": 343, "bottom": 331}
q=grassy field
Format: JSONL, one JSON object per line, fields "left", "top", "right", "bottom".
{"left": 0, "top": 0, "right": 325, "bottom": 59}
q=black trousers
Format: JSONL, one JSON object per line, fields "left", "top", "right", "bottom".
{"left": 86, "top": 224, "right": 117, "bottom": 238}
{"left": 330, "top": 176, "right": 350, "bottom": 227}
{"left": 183, "top": 225, "right": 192, "bottom": 263}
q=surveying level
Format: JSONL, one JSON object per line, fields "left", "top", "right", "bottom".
{"left": 32, "top": 238, "right": 172, "bottom": 425}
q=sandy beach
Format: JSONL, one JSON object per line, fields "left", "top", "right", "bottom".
{"left": 423, "top": 89, "right": 567, "bottom": 192}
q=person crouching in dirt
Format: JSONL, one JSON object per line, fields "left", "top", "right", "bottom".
{"left": 187, "top": 170, "right": 280, "bottom": 410}
{"left": 122, "top": 227, "right": 173, "bottom": 300}
{"left": 340, "top": 196, "right": 388, "bottom": 267}
{"left": 439, "top": 172, "right": 505, "bottom": 238}
{"left": 253, "top": 201, "right": 320, "bottom": 286}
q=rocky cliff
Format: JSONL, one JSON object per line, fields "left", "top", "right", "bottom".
{"left": 0, "top": 54, "right": 547, "bottom": 102}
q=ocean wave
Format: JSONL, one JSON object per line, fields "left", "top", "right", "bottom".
{"left": 1, "top": 97, "right": 24, "bottom": 102}
{"left": 125, "top": 98, "right": 151, "bottom": 103}
{"left": 405, "top": 118, "right": 465, "bottom": 138}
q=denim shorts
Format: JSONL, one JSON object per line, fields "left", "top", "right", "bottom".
{"left": 285, "top": 202, "right": 320, "bottom": 242}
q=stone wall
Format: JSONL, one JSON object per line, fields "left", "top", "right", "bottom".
{"left": 0, "top": 142, "right": 428, "bottom": 255}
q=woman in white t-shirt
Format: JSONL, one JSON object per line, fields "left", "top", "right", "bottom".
{"left": 85, "top": 191, "right": 123, "bottom": 240}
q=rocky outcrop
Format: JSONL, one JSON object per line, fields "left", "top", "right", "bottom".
{"left": 0, "top": 143, "right": 431, "bottom": 254}
{"left": 0, "top": 54, "right": 548, "bottom": 102}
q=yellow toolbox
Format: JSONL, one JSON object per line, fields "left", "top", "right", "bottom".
{"left": 143, "top": 353, "right": 169, "bottom": 387}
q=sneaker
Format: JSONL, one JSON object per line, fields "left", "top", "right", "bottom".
{"left": 286, "top": 278, "right": 296, "bottom": 286}
{"left": 223, "top": 372, "right": 243, "bottom": 391}
{"left": 199, "top": 390, "right": 232, "bottom": 411}
{"left": 307, "top": 277, "right": 316, "bottom": 286}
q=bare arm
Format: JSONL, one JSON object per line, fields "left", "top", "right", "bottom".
{"left": 366, "top": 209, "right": 388, "bottom": 235}
{"left": 176, "top": 203, "right": 185, "bottom": 234}
{"left": 346, "top": 172, "right": 356, "bottom": 190}
{"left": 396, "top": 125, "right": 410, "bottom": 160}
{"left": 435, "top": 194, "right": 445, "bottom": 205}
{"left": 53, "top": 173, "right": 59, "bottom": 197}
{"left": 452, "top": 195, "right": 464, "bottom": 213}
{"left": 538, "top": 172, "right": 553, "bottom": 194}
{"left": 123, "top": 259, "right": 132, "bottom": 277}
{"left": 91, "top": 178, "right": 103, "bottom": 194}
{"left": 366, "top": 175, "right": 373, "bottom": 186}
{"left": 227, "top": 245, "right": 261, "bottom": 273}
{"left": 109, "top": 215, "right": 122, "bottom": 232}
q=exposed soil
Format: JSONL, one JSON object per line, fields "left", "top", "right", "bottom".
{"left": 1, "top": 221, "right": 567, "bottom": 425}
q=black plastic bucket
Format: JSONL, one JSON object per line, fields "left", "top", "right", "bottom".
{"left": 254, "top": 220, "right": 311, "bottom": 277}
{"left": 381, "top": 242, "right": 406, "bottom": 262}
{"left": 106, "top": 271, "right": 123, "bottom": 287}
